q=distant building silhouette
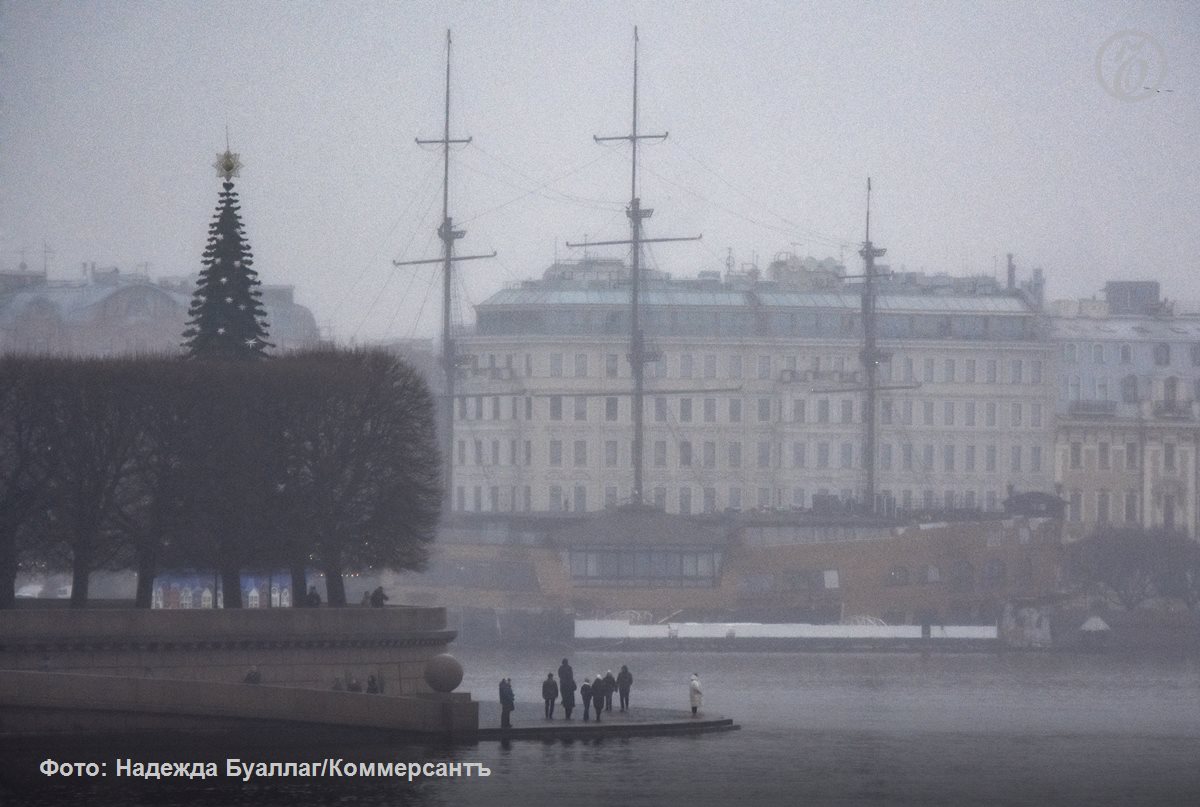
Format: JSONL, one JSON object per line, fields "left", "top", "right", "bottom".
{"left": 0, "top": 263, "right": 319, "bottom": 356}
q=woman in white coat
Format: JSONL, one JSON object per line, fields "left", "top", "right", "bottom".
{"left": 688, "top": 673, "right": 702, "bottom": 717}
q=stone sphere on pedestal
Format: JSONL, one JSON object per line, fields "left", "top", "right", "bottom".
{"left": 424, "top": 653, "right": 464, "bottom": 693}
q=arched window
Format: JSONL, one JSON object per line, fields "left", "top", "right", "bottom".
{"left": 1121, "top": 375, "right": 1139, "bottom": 404}
{"left": 1164, "top": 376, "right": 1178, "bottom": 405}
{"left": 1154, "top": 343, "right": 1171, "bottom": 366}
{"left": 887, "top": 565, "right": 911, "bottom": 586}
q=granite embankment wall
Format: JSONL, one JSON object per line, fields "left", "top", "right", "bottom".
{"left": 0, "top": 607, "right": 479, "bottom": 737}
{"left": 0, "top": 670, "right": 477, "bottom": 737}
{"left": 0, "top": 607, "right": 454, "bottom": 694}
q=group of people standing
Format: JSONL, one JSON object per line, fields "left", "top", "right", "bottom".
{"left": 499, "top": 659, "right": 634, "bottom": 727}
{"left": 500, "top": 661, "right": 704, "bottom": 728}
{"left": 541, "top": 659, "right": 634, "bottom": 722}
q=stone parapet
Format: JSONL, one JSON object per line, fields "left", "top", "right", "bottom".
{"left": 0, "top": 670, "right": 478, "bottom": 737}
{"left": 0, "top": 607, "right": 457, "bottom": 696}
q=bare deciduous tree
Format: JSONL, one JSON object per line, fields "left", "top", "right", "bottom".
{"left": 275, "top": 349, "right": 442, "bottom": 606}
{"left": 0, "top": 358, "right": 52, "bottom": 608}
{"left": 36, "top": 359, "right": 141, "bottom": 607}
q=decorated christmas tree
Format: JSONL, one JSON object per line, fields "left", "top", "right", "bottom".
{"left": 182, "top": 147, "right": 272, "bottom": 359}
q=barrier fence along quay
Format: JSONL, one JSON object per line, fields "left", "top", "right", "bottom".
{"left": 574, "top": 619, "right": 999, "bottom": 650}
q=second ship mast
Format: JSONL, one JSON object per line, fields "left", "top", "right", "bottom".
{"left": 394, "top": 30, "right": 496, "bottom": 506}
{"left": 567, "top": 27, "right": 700, "bottom": 508}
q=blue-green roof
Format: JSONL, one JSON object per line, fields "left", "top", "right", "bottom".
{"left": 480, "top": 286, "right": 1033, "bottom": 314}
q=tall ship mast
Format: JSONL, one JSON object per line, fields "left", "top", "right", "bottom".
{"left": 859, "top": 178, "right": 887, "bottom": 514}
{"left": 567, "top": 27, "right": 700, "bottom": 508}
{"left": 394, "top": 30, "right": 495, "bottom": 504}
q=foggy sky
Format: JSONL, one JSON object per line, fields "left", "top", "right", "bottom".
{"left": 1, "top": 1, "right": 1197, "bottom": 343}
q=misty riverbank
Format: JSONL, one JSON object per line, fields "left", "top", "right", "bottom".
{"left": 11, "top": 598, "right": 1200, "bottom": 655}
{"left": 9, "top": 648, "right": 1198, "bottom": 807}
{"left": 445, "top": 605, "right": 1200, "bottom": 655}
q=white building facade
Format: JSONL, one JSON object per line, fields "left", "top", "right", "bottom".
{"left": 448, "top": 258, "right": 1056, "bottom": 516}
{"left": 1051, "top": 284, "right": 1200, "bottom": 540}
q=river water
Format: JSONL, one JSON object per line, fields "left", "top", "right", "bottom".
{"left": 7, "top": 649, "right": 1200, "bottom": 806}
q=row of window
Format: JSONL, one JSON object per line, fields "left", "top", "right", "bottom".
{"left": 463, "top": 350, "right": 1044, "bottom": 385}
{"left": 458, "top": 393, "right": 1046, "bottom": 429}
{"left": 468, "top": 343, "right": 1200, "bottom": 387}
{"left": 1065, "top": 374, "right": 1198, "bottom": 404}
{"left": 458, "top": 436, "right": 1046, "bottom": 475}
{"left": 1064, "top": 489, "right": 1147, "bottom": 525}
{"left": 1066, "top": 440, "right": 1183, "bottom": 473}
{"left": 452, "top": 484, "right": 1012, "bottom": 515}
{"left": 880, "top": 399, "right": 1044, "bottom": 429}
{"left": 568, "top": 550, "right": 720, "bottom": 584}
{"left": 1063, "top": 341, "right": 1200, "bottom": 367}
{"left": 477, "top": 307, "right": 1034, "bottom": 341}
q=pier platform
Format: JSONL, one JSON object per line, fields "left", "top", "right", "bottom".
{"left": 474, "top": 703, "right": 738, "bottom": 740}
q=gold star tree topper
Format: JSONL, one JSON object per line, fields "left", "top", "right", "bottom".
{"left": 213, "top": 149, "right": 243, "bottom": 180}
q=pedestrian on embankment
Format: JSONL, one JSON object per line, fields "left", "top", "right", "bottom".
{"left": 499, "top": 677, "right": 515, "bottom": 728}
{"left": 617, "top": 664, "right": 633, "bottom": 711}
{"left": 542, "top": 673, "right": 559, "bottom": 719}
{"left": 603, "top": 670, "right": 617, "bottom": 712}
{"left": 591, "top": 675, "right": 605, "bottom": 723}
{"left": 689, "top": 673, "right": 703, "bottom": 717}
{"left": 580, "top": 678, "right": 592, "bottom": 721}
{"left": 561, "top": 672, "right": 576, "bottom": 720}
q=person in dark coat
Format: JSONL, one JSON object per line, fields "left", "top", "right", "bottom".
{"left": 367, "top": 675, "right": 380, "bottom": 694}
{"left": 242, "top": 665, "right": 261, "bottom": 684}
{"left": 617, "top": 664, "right": 633, "bottom": 711}
{"left": 305, "top": 586, "right": 321, "bottom": 607}
{"left": 560, "top": 673, "right": 577, "bottom": 720}
{"left": 591, "top": 675, "right": 605, "bottom": 723}
{"left": 369, "top": 586, "right": 388, "bottom": 608}
{"left": 602, "top": 670, "right": 617, "bottom": 712}
{"left": 558, "top": 658, "right": 574, "bottom": 688}
{"left": 579, "top": 678, "right": 593, "bottom": 721}
{"left": 542, "top": 673, "right": 559, "bottom": 719}
{"left": 499, "top": 678, "right": 515, "bottom": 728}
